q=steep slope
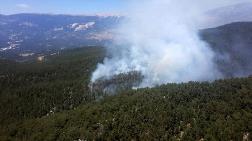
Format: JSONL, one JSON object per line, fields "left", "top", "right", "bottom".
{"left": 0, "top": 47, "right": 105, "bottom": 125}
{"left": 201, "top": 22, "right": 252, "bottom": 78}
{"left": 1, "top": 77, "right": 251, "bottom": 140}
{"left": 0, "top": 46, "right": 251, "bottom": 141}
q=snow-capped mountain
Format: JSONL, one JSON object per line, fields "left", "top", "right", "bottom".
{"left": 1, "top": 2, "right": 252, "bottom": 61}
{"left": 0, "top": 13, "right": 121, "bottom": 54}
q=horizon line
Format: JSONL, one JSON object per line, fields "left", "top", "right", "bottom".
{"left": 0, "top": 12, "right": 124, "bottom": 17}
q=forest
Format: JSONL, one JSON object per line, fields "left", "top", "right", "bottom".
{"left": 0, "top": 47, "right": 105, "bottom": 125}
{"left": 0, "top": 47, "right": 251, "bottom": 141}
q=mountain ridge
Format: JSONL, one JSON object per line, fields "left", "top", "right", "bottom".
{"left": 203, "top": 2, "right": 252, "bottom": 28}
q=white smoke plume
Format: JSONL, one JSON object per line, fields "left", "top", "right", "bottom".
{"left": 91, "top": 0, "right": 222, "bottom": 88}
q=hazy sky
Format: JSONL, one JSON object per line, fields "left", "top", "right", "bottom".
{"left": 0, "top": 0, "right": 251, "bottom": 15}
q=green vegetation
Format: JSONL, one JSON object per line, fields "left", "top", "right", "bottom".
{"left": 0, "top": 47, "right": 251, "bottom": 141}
{"left": 0, "top": 47, "right": 105, "bottom": 125}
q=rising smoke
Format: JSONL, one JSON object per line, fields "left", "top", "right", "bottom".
{"left": 91, "top": 0, "right": 222, "bottom": 88}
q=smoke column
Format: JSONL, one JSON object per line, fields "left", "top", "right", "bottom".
{"left": 91, "top": 0, "right": 222, "bottom": 87}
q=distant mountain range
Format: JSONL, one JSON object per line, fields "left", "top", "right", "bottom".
{"left": 202, "top": 2, "right": 252, "bottom": 28}
{"left": 0, "top": 2, "right": 252, "bottom": 64}
{"left": 0, "top": 13, "right": 121, "bottom": 55}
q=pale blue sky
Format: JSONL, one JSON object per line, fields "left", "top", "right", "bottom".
{"left": 0, "top": 0, "right": 128, "bottom": 15}
{"left": 0, "top": 0, "right": 250, "bottom": 15}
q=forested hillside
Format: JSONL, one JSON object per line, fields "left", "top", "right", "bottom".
{"left": 201, "top": 22, "right": 252, "bottom": 78}
{"left": 0, "top": 47, "right": 105, "bottom": 125}
{"left": 0, "top": 47, "right": 251, "bottom": 141}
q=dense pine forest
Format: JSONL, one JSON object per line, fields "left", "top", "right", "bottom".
{"left": 0, "top": 47, "right": 105, "bottom": 125}
{"left": 0, "top": 47, "right": 251, "bottom": 141}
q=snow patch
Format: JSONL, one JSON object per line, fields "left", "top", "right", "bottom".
{"left": 19, "top": 22, "right": 36, "bottom": 27}
{"left": 19, "top": 53, "right": 34, "bottom": 57}
{"left": 88, "top": 31, "right": 114, "bottom": 41}
{"left": 0, "top": 43, "right": 20, "bottom": 51}
{"left": 53, "top": 27, "right": 64, "bottom": 31}
{"left": 71, "top": 23, "right": 79, "bottom": 28}
{"left": 70, "top": 22, "right": 95, "bottom": 31}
